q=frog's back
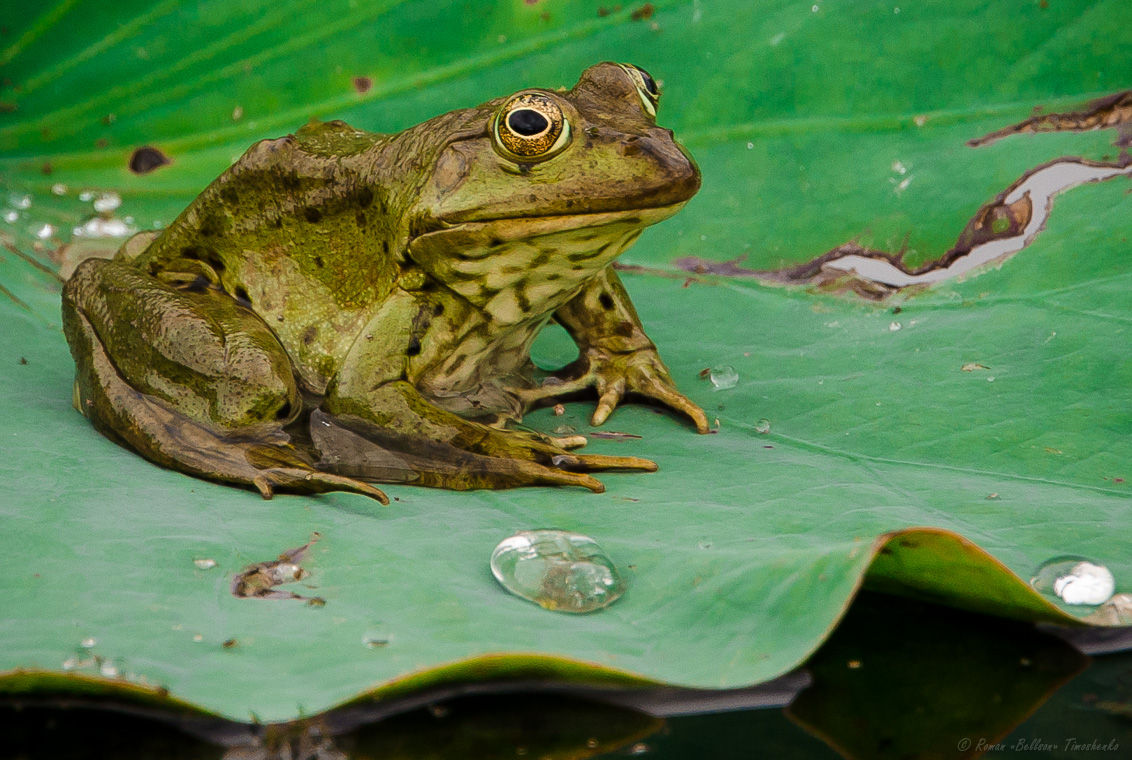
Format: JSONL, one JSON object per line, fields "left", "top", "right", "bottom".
{"left": 132, "top": 120, "right": 403, "bottom": 391}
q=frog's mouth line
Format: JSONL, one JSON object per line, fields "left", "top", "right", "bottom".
{"left": 432, "top": 202, "right": 689, "bottom": 241}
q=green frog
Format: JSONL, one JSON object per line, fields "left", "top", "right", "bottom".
{"left": 62, "top": 62, "right": 707, "bottom": 503}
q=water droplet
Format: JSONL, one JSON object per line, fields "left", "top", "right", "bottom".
{"left": 811, "top": 4, "right": 819, "bottom": 12}
{"left": 709, "top": 365, "right": 738, "bottom": 390}
{"left": 490, "top": 530, "right": 625, "bottom": 613}
{"left": 79, "top": 191, "right": 95, "bottom": 202}
{"left": 193, "top": 558, "right": 217, "bottom": 570}
{"left": 755, "top": 418, "right": 771, "bottom": 434}
{"left": 51, "top": 183, "right": 67, "bottom": 196}
{"left": 3, "top": 210, "right": 18, "bottom": 223}
{"left": 1031, "top": 557, "right": 1116, "bottom": 606}
{"left": 8, "top": 192, "right": 31, "bottom": 210}
{"left": 62, "top": 656, "right": 79, "bottom": 670}
{"left": 553, "top": 424, "right": 577, "bottom": 435}
{"left": 747, "top": 141, "right": 754, "bottom": 149}
{"left": 192, "top": 634, "right": 204, "bottom": 642}
{"left": 889, "top": 321, "right": 903, "bottom": 331}
{"left": 72, "top": 216, "right": 136, "bottom": 238}
{"left": 99, "top": 660, "right": 119, "bottom": 678}
{"left": 630, "top": 743, "right": 650, "bottom": 755}
{"left": 92, "top": 192, "right": 121, "bottom": 213}
{"left": 33, "top": 222, "right": 54, "bottom": 239}
{"left": 80, "top": 637, "right": 96, "bottom": 648}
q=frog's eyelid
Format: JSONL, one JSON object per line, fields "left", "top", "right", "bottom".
{"left": 617, "top": 64, "right": 659, "bottom": 119}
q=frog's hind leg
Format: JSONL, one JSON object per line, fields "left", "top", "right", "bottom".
{"left": 61, "top": 258, "right": 387, "bottom": 503}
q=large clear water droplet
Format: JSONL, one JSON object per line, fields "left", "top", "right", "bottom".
{"left": 490, "top": 530, "right": 625, "bottom": 613}
{"left": 1031, "top": 556, "right": 1115, "bottom": 606}
{"left": 709, "top": 365, "right": 738, "bottom": 390}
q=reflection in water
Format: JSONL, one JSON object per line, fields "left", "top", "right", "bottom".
{"left": 3, "top": 593, "right": 1130, "bottom": 759}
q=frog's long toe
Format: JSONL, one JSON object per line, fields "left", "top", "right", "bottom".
{"left": 552, "top": 453, "right": 658, "bottom": 472}
{"left": 252, "top": 469, "right": 389, "bottom": 504}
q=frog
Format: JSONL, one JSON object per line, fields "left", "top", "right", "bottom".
{"left": 62, "top": 62, "right": 708, "bottom": 504}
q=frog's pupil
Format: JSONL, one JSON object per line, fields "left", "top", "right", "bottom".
{"left": 509, "top": 109, "right": 549, "bottom": 136}
{"left": 637, "top": 68, "right": 658, "bottom": 97}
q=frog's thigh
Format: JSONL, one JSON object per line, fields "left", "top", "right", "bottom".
{"left": 63, "top": 257, "right": 298, "bottom": 428}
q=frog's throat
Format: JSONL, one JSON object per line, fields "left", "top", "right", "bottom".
{"left": 407, "top": 205, "right": 675, "bottom": 325}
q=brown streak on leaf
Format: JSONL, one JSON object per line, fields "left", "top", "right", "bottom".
{"left": 968, "top": 90, "right": 1132, "bottom": 148}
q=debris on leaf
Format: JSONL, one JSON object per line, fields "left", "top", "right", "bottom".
{"left": 962, "top": 363, "right": 990, "bottom": 372}
{"left": 230, "top": 533, "right": 323, "bottom": 602}
{"left": 589, "top": 430, "right": 642, "bottom": 440}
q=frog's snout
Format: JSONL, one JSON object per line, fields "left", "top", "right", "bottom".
{"left": 628, "top": 128, "right": 700, "bottom": 204}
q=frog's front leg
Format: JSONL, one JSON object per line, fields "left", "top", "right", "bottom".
{"left": 322, "top": 291, "right": 656, "bottom": 492}
{"left": 522, "top": 267, "right": 709, "bottom": 433}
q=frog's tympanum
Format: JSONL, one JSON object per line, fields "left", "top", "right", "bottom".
{"left": 63, "top": 63, "right": 707, "bottom": 502}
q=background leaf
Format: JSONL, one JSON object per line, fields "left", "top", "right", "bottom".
{"left": 1, "top": 0, "right": 1129, "bottom": 721}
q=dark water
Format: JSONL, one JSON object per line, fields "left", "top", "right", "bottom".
{"left": 4, "top": 593, "right": 1130, "bottom": 759}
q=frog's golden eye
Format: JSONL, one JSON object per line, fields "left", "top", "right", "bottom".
{"left": 618, "top": 63, "right": 660, "bottom": 118}
{"left": 494, "top": 92, "right": 571, "bottom": 162}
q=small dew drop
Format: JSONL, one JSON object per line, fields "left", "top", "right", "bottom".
{"left": 811, "top": 4, "right": 819, "bottom": 12}
{"left": 1031, "top": 557, "right": 1115, "bottom": 606}
{"left": 79, "top": 191, "right": 95, "bottom": 202}
{"left": 747, "top": 141, "right": 754, "bottom": 149}
{"left": 3, "top": 210, "right": 18, "bottom": 223}
{"left": 99, "top": 660, "right": 119, "bottom": 678}
{"left": 92, "top": 192, "right": 122, "bottom": 213}
{"left": 51, "top": 183, "right": 67, "bottom": 196}
{"left": 755, "top": 418, "right": 771, "bottom": 434}
{"left": 34, "top": 222, "right": 54, "bottom": 239}
{"left": 889, "top": 321, "right": 902, "bottom": 331}
{"left": 891, "top": 160, "right": 907, "bottom": 175}
{"left": 72, "top": 216, "right": 135, "bottom": 238}
{"left": 8, "top": 192, "right": 31, "bottom": 210}
{"left": 709, "top": 365, "right": 739, "bottom": 390}
{"left": 80, "top": 637, "right": 97, "bottom": 649}
{"left": 490, "top": 530, "right": 625, "bottom": 613}
{"left": 192, "top": 634, "right": 204, "bottom": 642}
{"left": 193, "top": 558, "right": 217, "bottom": 570}
{"left": 62, "top": 656, "right": 79, "bottom": 671}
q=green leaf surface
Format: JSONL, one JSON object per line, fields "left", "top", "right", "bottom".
{"left": 1, "top": 0, "right": 1129, "bottom": 722}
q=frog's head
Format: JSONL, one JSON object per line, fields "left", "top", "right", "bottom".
{"left": 404, "top": 63, "right": 700, "bottom": 321}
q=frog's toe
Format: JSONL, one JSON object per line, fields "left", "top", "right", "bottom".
{"left": 552, "top": 453, "right": 658, "bottom": 473}
{"left": 253, "top": 468, "right": 390, "bottom": 504}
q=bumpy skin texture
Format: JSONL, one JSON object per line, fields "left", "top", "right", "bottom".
{"left": 62, "top": 63, "right": 708, "bottom": 500}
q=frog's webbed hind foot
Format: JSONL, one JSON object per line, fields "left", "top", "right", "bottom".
{"left": 62, "top": 273, "right": 388, "bottom": 503}
{"left": 310, "top": 411, "right": 654, "bottom": 493}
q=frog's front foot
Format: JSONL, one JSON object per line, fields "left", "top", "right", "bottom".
{"left": 522, "top": 346, "right": 710, "bottom": 434}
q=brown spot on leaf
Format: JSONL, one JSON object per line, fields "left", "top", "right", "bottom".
{"left": 129, "top": 145, "right": 171, "bottom": 174}
{"left": 630, "top": 3, "right": 654, "bottom": 20}
{"left": 352, "top": 76, "right": 373, "bottom": 94}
